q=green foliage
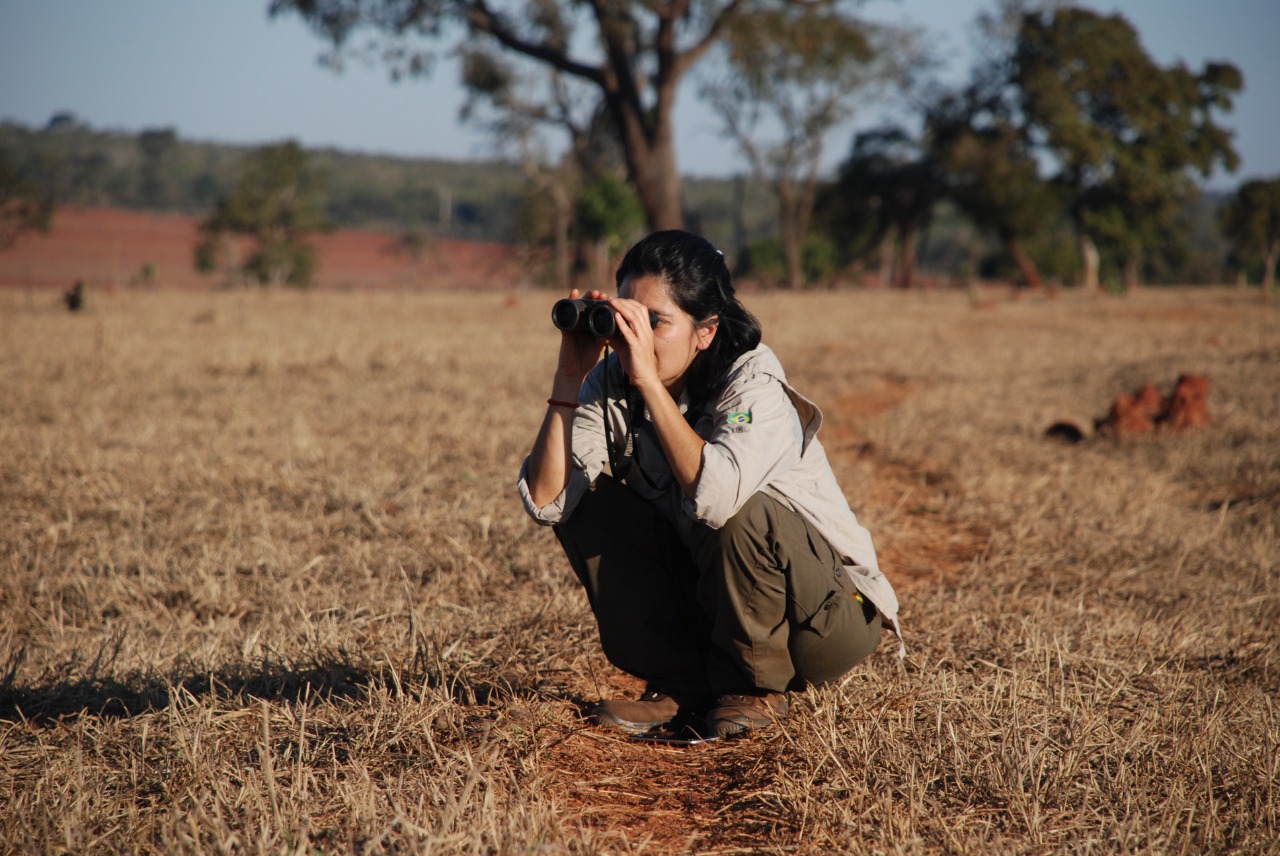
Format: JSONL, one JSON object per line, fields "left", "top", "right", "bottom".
{"left": 136, "top": 127, "right": 179, "bottom": 208}
{"left": 0, "top": 153, "right": 54, "bottom": 251}
{"left": 1220, "top": 179, "right": 1280, "bottom": 263}
{"left": 706, "top": 4, "right": 891, "bottom": 289}
{"left": 130, "top": 262, "right": 158, "bottom": 288}
{"left": 800, "top": 234, "right": 841, "bottom": 286}
{"left": 574, "top": 175, "right": 644, "bottom": 254}
{"left": 737, "top": 233, "right": 839, "bottom": 287}
{"left": 718, "top": 6, "right": 873, "bottom": 100}
{"left": 195, "top": 141, "right": 328, "bottom": 287}
{"left": 680, "top": 175, "right": 776, "bottom": 257}
{"left": 1220, "top": 177, "right": 1280, "bottom": 288}
{"left": 975, "top": 217, "right": 1078, "bottom": 286}
{"left": 0, "top": 119, "right": 528, "bottom": 240}
{"left": 308, "top": 148, "right": 526, "bottom": 238}
{"left": 930, "top": 102, "right": 1056, "bottom": 288}
{"left": 736, "top": 237, "right": 786, "bottom": 285}
{"left": 815, "top": 4, "right": 1245, "bottom": 290}
{"left": 1013, "top": 7, "right": 1241, "bottom": 283}
{"left": 0, "top": 115, "right": 773, "bottom": 255}
{"left": 246, "top": 235, "right": 319, "bottom": 287}
{"left": 0, "top": 116, "right": 241, "bottom": 213}
{"left": 1, "top": 109, "right": 1248, "bottom": 288}
{"left": 818, "top": 127, "right": 942, "bottom": 283}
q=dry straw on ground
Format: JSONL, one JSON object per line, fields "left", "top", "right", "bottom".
{"left": 1, "top": 285, "right": 1276, "bottom": 853}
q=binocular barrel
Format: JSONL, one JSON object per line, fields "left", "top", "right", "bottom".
{"left": 551, "top": 298, "right": 657, "bottom": 337}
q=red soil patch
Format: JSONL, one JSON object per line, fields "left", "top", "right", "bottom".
{"left": 0, "top": 206, "right": 522, "bottom": 292}
{"left": 822, "top": 376, "right": 988, "bottom": 588}
{"left": 538, "top": 721, "right": 777, "bottom": 852}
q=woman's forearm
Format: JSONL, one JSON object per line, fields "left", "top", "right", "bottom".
{"left": 527, "top": 373, "right": 586, "bottom": 507}
{"left": 636, "top": 379, "right": 706, "bottom": 498}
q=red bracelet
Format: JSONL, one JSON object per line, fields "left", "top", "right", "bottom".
{"left": 547, "top": 398, "right": 580, "bottom": 409}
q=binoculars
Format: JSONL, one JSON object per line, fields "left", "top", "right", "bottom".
{"left": 551, "top": 298, "right": 658, "bottom": 338}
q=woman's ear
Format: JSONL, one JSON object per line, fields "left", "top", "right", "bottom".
{"left": 696, "top": 316, "right": 719, "bottom": 351}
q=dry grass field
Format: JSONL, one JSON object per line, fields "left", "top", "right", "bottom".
{"left": 1, "top": 282, "right": 1277, "bottom": 854}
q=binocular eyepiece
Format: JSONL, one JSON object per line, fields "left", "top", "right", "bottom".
{"left": 551, "top": 298, "right": 658, "bottom": 338}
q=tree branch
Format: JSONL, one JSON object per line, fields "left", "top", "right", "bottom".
{"left": 464, "top": 0, "right": 604, "bottom": 85}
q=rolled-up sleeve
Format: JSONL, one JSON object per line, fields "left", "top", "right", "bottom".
{"left": 515, "top": 364, "right": 612, "bottom": 526}
{"left": 516, "top": 455, "right": 593, "bottom": 525}
{"left": 684, "top": 370, "right": 803, "bottom": 528}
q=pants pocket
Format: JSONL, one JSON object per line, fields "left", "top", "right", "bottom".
{"left": 804, "top": 569, "right": 867, "bottom": 638}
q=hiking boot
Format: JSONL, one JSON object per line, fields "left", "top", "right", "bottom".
{"left": 590, "top": 687, "right": 682, "bottom": 735}
{"left": 707, "top": 691, "right": 790, "bottom": 737}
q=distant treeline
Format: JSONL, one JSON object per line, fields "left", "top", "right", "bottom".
{"left": 0, "top": 115, "right": 777, "bottom": 250}
{"left": 0, "top": 114, "right": 529, "bottom": 242}
{"left": 0, "top": 114, "right": 1235, "bottom": 285}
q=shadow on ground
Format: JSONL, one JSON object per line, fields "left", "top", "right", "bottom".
{"left": 0, "top": 641, "right": 568, "bottom": 726}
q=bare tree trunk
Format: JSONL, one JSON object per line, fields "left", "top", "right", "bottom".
{"left": 1264, "top": 239, "right": 1278, "bottom": 299}
{"left": 551, "top": 185, "right": 571, "bottom": 292}
{"left": 732, "top": 174, "right": 747, "bottom": 259}
{"left": 1123, "top": 256, "right": 1141, "bottom": 291}
{"left": 1007, "top": 236, "right": 1043, "bottom": 290}
{"left": 517, "top": 149, "right": 575, "bottom": 291}
{"left": 784, "top": 231, "right": 804, "bottom": 289}
{"left": 777, "top": 181, "right": 804, "bottom": 289}
{"left": 593, "top": 239, "right": 610, "bottom": 291}
{"left": 571, "top": 238, "right": 593, "bottom": 294}
{"left": 894, "top": 223, "right": 918, "bottom": 289}
{"left": 629, "top": 133, "right": 683, "bottom": 231}
{"left": 607, "top": 68, "right": 683, "bottom": 231}
{"left": 877, "top": 230, "right": 894, "bottom": 289}
{"left": 1078, "top": 232, "right": 1100, "bottom": 293}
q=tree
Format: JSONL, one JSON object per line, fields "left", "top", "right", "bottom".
{"left": 458, "top": 41, "right": 626, "bottom": 290}
{"left": 574, "top": 173, "right": 646, "bottom": 287}
{"left": 270, "top": 0, "right": 874, "bottom": 233}
{"left": 928, "top": 86, "right": 1055, "bottom": 290}
{"left": 194, "top": 141, "right": 328, "bottom": 287}
{"left": 1220, "top": 178, "right": 1280, "bottom": 293}
{"left": 1013, "top": 7, "right": 1241, "bottom": 290}
{"left": 701, "top": 5, "right": 888, "bottom": 288}
{"left": 821, "top": 127, "right": 942, "bottom": 289}
{"left": 0, "top": 156, "right": 54, "bottom": 252}
{"left": 136, "top": 127, "right": 178, "bottom": 208}
{"left": 942, "top": 124, "right": 1051, "bottom": 290}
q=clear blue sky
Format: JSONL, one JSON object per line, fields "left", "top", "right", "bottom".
{"left": 1, "top": 0, "right": 1276, "bottom": 188}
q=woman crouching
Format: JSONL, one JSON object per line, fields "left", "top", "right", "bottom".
{"left": 518, "top": 229, "right": 901, "bottom": 738}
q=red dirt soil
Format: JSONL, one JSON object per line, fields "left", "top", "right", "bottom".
{"left": 0, "top": 206, "right": 523, "bottom": 292}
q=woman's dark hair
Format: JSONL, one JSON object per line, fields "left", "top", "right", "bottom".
{"left": 615, "top": 229, "right": 762, "bottom": 404}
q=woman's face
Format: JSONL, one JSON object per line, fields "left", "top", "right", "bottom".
{"left": 618, "top": 273, "right": 717, "bottom": 397}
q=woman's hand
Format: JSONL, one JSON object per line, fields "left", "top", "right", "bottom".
{"left": 607, "top": 297, "right": 660, "bottom": 390}
{"left": 530, "top": 288, "right": 609, "bottom": 509}
{"left": 553, "top": 288, "right": 609, "bottom": 388}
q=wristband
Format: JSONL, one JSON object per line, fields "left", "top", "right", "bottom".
{"left": 547, "top": 398, "right": 580, "bottom": 410}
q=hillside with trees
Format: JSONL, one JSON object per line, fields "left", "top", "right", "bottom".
{"left": 0, "top": 115, "right": 778, "bottom": 281}
{"left": 0, "top": 115, "right": 527, "bottom": 241}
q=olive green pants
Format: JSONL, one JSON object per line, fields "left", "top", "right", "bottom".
{"left": 554, "top": 475, "right": 881, "bottom": 696}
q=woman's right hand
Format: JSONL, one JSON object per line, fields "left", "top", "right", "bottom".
{"left": 553, "top": 288, "right": 610, "bottom": 388}
{"left": 530, "top": 288, "right": 609, "bottom": 509}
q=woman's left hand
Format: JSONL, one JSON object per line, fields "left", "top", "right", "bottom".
{"left": 608, "top": 297, "right": 661, "bottom": 389}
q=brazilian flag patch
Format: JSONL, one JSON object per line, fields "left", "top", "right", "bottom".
{"left": 727, "top": 411, "right": 753, "bottom": 424}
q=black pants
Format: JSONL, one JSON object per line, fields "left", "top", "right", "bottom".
{"left": 554, "top": 475, "right": 881, "bottom": 695}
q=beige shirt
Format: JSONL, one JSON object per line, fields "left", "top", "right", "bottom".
{"left": 517, "top": 344, "right": 901, "bottom": 642}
